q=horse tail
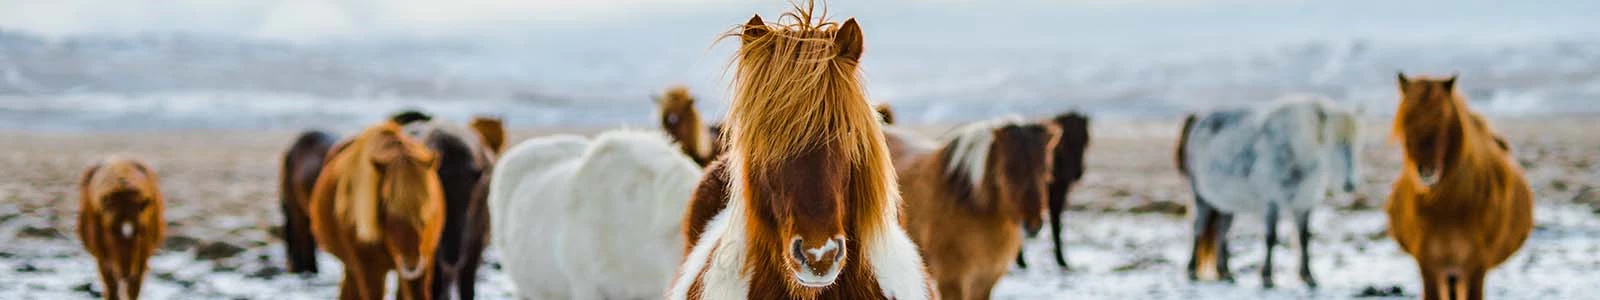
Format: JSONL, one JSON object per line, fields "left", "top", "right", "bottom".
{"left": 1176, "top": 113, "right": 1198, "bottom": 176}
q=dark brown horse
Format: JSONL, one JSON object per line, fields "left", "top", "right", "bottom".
{"left": 280, "top": 130, "right": 338, "bottom": 274}
{"left": 1388, "top": 73, "right": 1532, "bottom": 300}
{"left": 310, "top": 121, "right": 446, "bottom": 300}
{"left": 1016, "top": 111, "right": 1090, "bottom": 270}
{"left": 79, "top": 156, "right": 165, "bottom": 300}
{"left": 669, "top": 6, "right": 932, "bottom": 298}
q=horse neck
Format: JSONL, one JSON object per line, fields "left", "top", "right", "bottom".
{"left": 927, "top": 138, "right": 1001, "bottom": 215}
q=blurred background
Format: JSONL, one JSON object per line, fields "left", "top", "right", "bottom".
{"left": 2, "top": 0, "right": 1597, "bottom": 131}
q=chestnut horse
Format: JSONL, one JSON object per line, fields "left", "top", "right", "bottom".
{"left": 309, "top": 121, "right": 446, "bottom": 300}
{"left": 657, "top": 86, "right": 718, "bottom": 166}
{"left": 280, "top": 130, "right": 338, "bottom": 274}
{"left": 79, "top": 156, "right": 165, "bottom": 300}
{"left": 1387, "top": 73, "right": 1532, "bottom": 300}
{"left": 1016, "top": 111, "right": 1090, "bottom": 269}
{"left": 396, "top": 114, "right": 504, "bottom": 300}
{"left": 669, "top": 6, "right": 932, "bottom": 299}
{"left": 897, "top": 117, "right": 1059, "bottom": 299}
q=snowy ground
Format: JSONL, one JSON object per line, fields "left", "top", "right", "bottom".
{"left": 1, "top": 118, "right": 1596, "bottom": 299}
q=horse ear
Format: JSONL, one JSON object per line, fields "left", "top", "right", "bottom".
{"left": 1443, "top": 73, "right": 1458, "bottom": 90}
{"left": 742, "top": 15, "right": 767, "bottom": 45}
{"left": 1396, "top": 72, "right": 1410, "bottom": 92}
{"left": 836, "top": 18, "right": 864, "bottom": 61}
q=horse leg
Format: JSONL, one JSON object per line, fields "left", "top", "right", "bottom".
{"left": 1294, "top": 209, "right": 1317, "bottom": 288}
{"left": 459, "top": 254, "right": 481, "bottom": 300}
{"left": 96, "top": 261, "right": 119, "bottom": 300}
{"left": 1187, "top": 196, "right": 1218, "bottom": 281}
{"left": 1015, "top": 251, "right": 1028, "bottom": 270}
{"left": 1049, "top": 187, "right": 1070, "bottom": 269}
{"left": 1467, "top": 267, "right": 1485, "bottom": 300}
{"left": 283, "top": 200, "right": 318, "bottom": 274}
{"left": 971, "top": 271, "right": 1004, "bottom": 300}
{"left": 1262, "top": 203, "right": 1280, "bottom": 289}
{"left": 1419, "top": 263, "right": 1439, "bottom": 300}
{"left": 937, "top": 278, "right": 964, "bottom": 300}
{"left": 1214, "top": 211, "right": 1236, "bottom": 283}
{"left": 337, "top": 267, "right": 360, "bottom": 300}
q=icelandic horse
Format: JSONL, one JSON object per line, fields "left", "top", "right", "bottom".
{"left": 487, "top": 129, "right": 701, "bottom": 299}
{"left": 657, "top": 86, "right": 720, "bottom": 166}
{"left": 893, "top": 117, "right": 1060, "bottom": 299}
{"left": 1387, "top": 73, "right": 1532, "bottom": 300}
{"left": 395, "top": 113, "right": 506, "bottom": 300}
{"left": 79, "top": 156, "right": 165, "bottom": 300}
{"left": 1176, "top": 96, "right": 1363, "bottom": 288}
{"left": 309, "top": 121, "right": 446, "bottom": 300}
{"left": 280, "top": 130, "right": 339, "bottom": 274}
{"left": 668, "top": 4, "right": 933, "bottom": 299}
{"left": 1015, "top": 111, "right": 1090, "bottom": 270}
{"left": 682, "top": 101, "right": 897, "bottom": 253}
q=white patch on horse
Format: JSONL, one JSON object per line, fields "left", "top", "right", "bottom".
{"left": 805, "top": 238, "right": 839, "bottom": 263}
{"left": 120, "top": 222, "right": 133, "bottom": 238}
{"left": 944, "top": 115, "right": 1025, "bottom": 188}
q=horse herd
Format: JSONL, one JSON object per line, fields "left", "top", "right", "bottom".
{"left": 69, "top": 4, "right": 1534, "bottom": 300}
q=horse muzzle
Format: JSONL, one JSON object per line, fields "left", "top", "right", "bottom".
{"left": 789, "top": 236, "right": 846, "bottom": 288}
{"left": 395, "top": 255, "right": 429, "bottom": 280}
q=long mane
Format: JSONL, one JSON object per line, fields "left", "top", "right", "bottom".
{"left": 723, "top": 2, "right": 896, "bottom": 236}
{"left": 329, "top": 121, "right": 437, "bottom": 242}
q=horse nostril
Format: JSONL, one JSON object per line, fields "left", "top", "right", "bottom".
{"left": 790, "top": 238, "right": 806, "bottom": 263}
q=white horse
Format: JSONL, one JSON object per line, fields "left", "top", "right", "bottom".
{"left": 1177, "top": 95, "right": 1362, "bottom": 289}
{"left": 489, "top": 130, "right": 703, "bottom": 299}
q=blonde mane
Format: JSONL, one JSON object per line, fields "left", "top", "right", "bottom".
{"left": 329, "top": 122, "right": 439, "bottom": 242}
{"left": 723, "top": 1, "right": 897, "bottom": 235}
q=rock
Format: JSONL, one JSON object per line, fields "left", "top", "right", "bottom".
{"left": 195, "top": 241, "right": 246, "bottom": 260}
{"left": 1128, "top": 201, "right": 1186, "bottom": 215}
{"left": 1111, "top": 256, "right": 1169, "bottom": 272}
{"left": 73, "top": 282, "right": 101, "bottom": 298}
{"left": 163, "top": 235, "right": 201, "bottom": 251}
{"left": 1551, "top": 179, "right": 1569, "bottom": 192}
{"left": 14, "top": 262, "right": 41, "bottom": 273}
{"left": 1355, "top": 285, "right": 1405, "bottom": 297}
{"left": 16, "top": 226, "right": 58, "bottom": 239}
{"left": 248, "top": 266, "right": 284, "bottom": 279}
{"left": 1574, "top": 186, "right": 1600, "bottom": 205}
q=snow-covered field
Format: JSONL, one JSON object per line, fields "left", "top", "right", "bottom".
{"left": 2, "top": 119, "right": 1595, "bottom": 299}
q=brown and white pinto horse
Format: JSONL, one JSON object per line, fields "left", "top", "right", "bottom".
{"left": 79, "top": 156, "right": 165, "bottom": 300}
{"left": 657, "top": 86, "right": 719, "bottom": 166}
{"left": 280, "top": 130, "right": 339, "bottom": 274}
{"left": 895, "top": 118, "right": 1059, "bottom": 299}
{"left": 1387, "top": 73, "right": 1532, "bottom": 300}
{"left": 310, "top": 121, "right": 446, "bottom": 300}
{"left": 669, "top": 5, "right": 932, "bottom": 299}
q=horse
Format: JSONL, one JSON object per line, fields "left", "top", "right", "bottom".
{"left": 656, "top": 86, "right": 718, "bottom": 166}
{"left": 895, "top": 117, "right": 1059, "bottom": 299}
{"left": 1176, "top": 95, "right": 1362, "bottom": 288}
{"left": 681, "top": 101, "right": 898, "bottom": 250}
{"left": 309, "top": 121, "right": 446, "bottom": 300}
{"left": 1015, "top": 111, "right": 1090, "bottom": 270}
{"left": 394, "top": 113, "right": 502, "bottom": 300}
{"left": 280, "top": 130, "right": 339, "bottom": 274}
{"left": 1387, "top": 73, "right": 1532, "bottom": 300}
{"left": 488, "top": 130, "right": 701, "bottom": 299}
{"left": 668, "top": 5, "right": 933, "bottom": 299}
{"left": 78, "top": 156, "right": 165, "bottom": 300}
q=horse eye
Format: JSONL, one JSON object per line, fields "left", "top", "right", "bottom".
{"left": 666, "top": 114, "right": 680, "bottom": 124}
